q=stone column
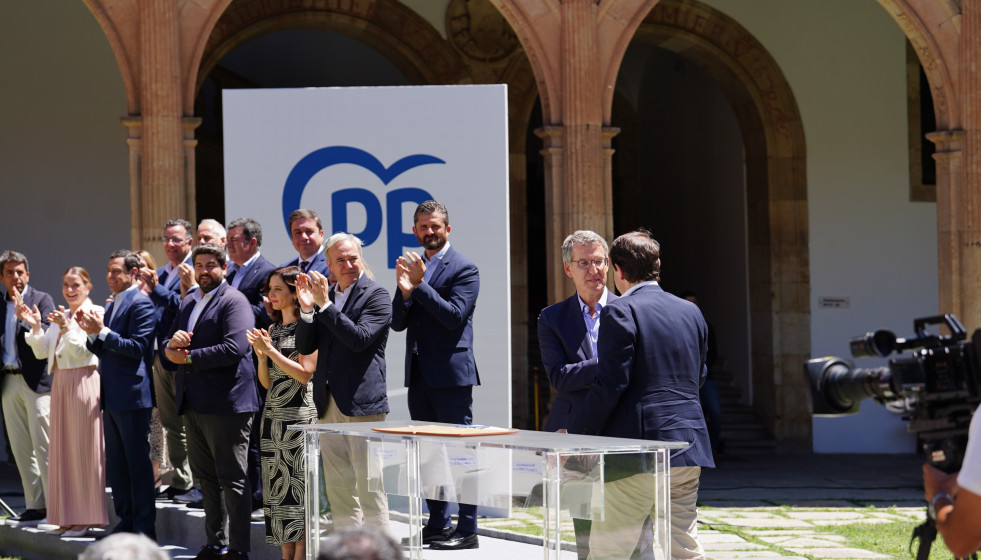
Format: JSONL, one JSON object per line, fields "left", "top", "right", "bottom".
{"left": 539, "top": 0, "right": 615, "bottom": 306}
{"left": 956, "top": 1, "right": 981, "bottom": 331}
{"left": 120, "top": 117, "right": 143, "bottom": 250}
{"left": 927, "top": 130, "right": 964, "bottom": 323}
{"left": 140, "top": 0, "right": 186, "bottom": 263}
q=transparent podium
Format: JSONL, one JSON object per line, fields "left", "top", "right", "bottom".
{"left": 290, "top": 421, "right": 687, "bottom": 559}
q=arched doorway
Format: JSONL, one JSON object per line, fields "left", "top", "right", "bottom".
{"left": 618, "top": 0, "right": 810, "bottom": 445}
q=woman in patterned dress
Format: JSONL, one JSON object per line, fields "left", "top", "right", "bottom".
{"left": 246, "top": 266, "right": 317, "bottom": 560}
{"left": 21, "top": 267, "right": 108, "bottom": 537}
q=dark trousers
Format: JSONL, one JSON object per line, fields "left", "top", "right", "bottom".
{"left": 407, "top": 356, "right": 477, "bottom": 536}
{"left": 184, "top": 409, "right": 253, "bottom": 553}
{"left": 104, "top": 407, "right": 155, "bottom": 534}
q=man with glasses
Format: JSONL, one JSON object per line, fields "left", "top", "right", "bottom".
{"left": 537, "top": 230, "right": 616, "bottom": 558}
{"left": 140, "top": 218, "right": 196, "bottom": 504}
{"left": 568, "top": 230, "right": 714, "bottom": 560}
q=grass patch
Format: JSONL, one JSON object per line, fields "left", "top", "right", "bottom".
{"left": 809, "top": 519, "right": 953, "bottom": 560}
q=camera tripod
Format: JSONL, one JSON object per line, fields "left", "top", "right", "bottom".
{"left": 911, "top": 513, "right": 978, "bottom": 560}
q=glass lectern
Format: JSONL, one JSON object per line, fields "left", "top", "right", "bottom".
{"left": 290, "top": 421, "right": 686, "bottom": 560}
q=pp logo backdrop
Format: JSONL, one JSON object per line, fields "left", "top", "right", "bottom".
{"left": 223, "top": 85, "right": 511, "bottom": 427}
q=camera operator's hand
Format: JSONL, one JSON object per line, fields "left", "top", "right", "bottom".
{"left": 923, "top": 464, "right": 981, "bottom": 557}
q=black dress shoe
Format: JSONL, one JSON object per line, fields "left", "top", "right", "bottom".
{"left": 186, "top": 499, "right": 204, "bottom": 509}
{"left": 401, "top": 525, "right": 453, "bottom": 546}
{"left": 429, "top": 531, "right": 478, "bottom": 550}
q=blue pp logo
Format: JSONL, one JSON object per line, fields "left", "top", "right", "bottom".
{"left": 281, "top": 146, "right": 443, "bottom": 267}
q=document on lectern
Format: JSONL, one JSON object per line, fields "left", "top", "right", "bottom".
{"left": 371, "top": 425, "right": 518, "bottom": 437}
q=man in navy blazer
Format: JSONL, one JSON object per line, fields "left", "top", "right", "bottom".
{"left": 226, "top": 217, "right": 277, "bottom": 516}
{"left": 226, "top": 217, "right": 277, "bottom": 323}
{"left": 295, "top": 232, "right": 391, "bottom": 533}
{"left": 78, "top": 250, "right": 156, "bottom": 538}
{"left": 0, "top": 251, "right": 54, "bottom": 524}
{"left": 391, "top": 200, "right": 480, "bottom": 550}
{"left": 280, "top": 209, "right": 329, "bottom": 277}
{"left": 568, "top": 231, "right": 714, "bottom": 560}
{"left": 139, "top": 218, "right": 196, "bottom": 502}
{"left": 163, "top": 244, "right": 259, "bottom": 560}
{"left": 537, "top": 231, "right": 616, "bottom": 559}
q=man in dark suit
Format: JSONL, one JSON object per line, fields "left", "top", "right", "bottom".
{"left": 226, "top": 217, "right": 277, "bottom": 518}
{"left": 281, "top": 208, "right": 329, "bottom": 276}
{"left": 568, "top": 230, "right": 714, "bottom": 560}
{"left": 0, "top": 250, "right": 54, "bottom": 524}
{"left": 537, "top": 230, "right": 616, "bottom": 559}
{"left": 226, "top": 217, "right": 277, "bottom": 322}
{"left": 163, "top": 244, "right": 258, "bottom": 560}
{"left": 77, "top": 250, "right": 157, "bottom": 538}
{"left": 391, "top": 200, "right": 480, "bottom": 550}
{"left": 295, "top": 233, "right": 391, "bottom": 533}
{"left": 139, "top": 218, "right": 196, "bottom": 503}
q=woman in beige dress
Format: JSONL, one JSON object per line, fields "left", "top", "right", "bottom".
{"left": 21, "top": 267, "right": 107, "bottom": 537}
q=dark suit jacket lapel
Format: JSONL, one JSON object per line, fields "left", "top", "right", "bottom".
{"left": 194, "top": 283, "right": 226, "bottom": 325}
{"left": 340, "top": 275, "right": 368, "bottom": 314}
{"left": 425, "top": 246, "right": 453, "bottom": 288}
{"left": 564, "top": 294, "right": 592, "bottom": 359}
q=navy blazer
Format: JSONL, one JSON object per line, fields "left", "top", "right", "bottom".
{"left": 567, "top": 283, "right": 714, "bottom": 469}
{"left": 537, "top": 290, "right": 618, "bottom": 432}
{"left": 0, "top": 286, "right": 55, "bottom": 392}
{"left": 231, "top": 254, "right": 277, "bottom": 325}
{"left": 151, "top": 255, "right": 192, "bottom": 371}
{"left": 86, "top": 288, "right": 156, "bottom": 411}
{"left": 391, "top": 246, "right": 479, "bottom": 388}
{"left": 164, "top": 282, "right": 259, "bottom": 415}
{"left": 295, "top": 274, "right": 390, "bottom": 418}
{"left": 281, "top": 250, "right": 328, "bottom": 277}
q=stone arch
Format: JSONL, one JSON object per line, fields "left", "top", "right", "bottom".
{"left": 196, "top": 0, "right": 470, "bottom": 95}
{"left": 635, "top": 0, "right": 809, "bottom": 444}
{"left": 877, "top": 0, "right": 960, "bottom": 130}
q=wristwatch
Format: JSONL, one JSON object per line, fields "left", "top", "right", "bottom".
{"left": 928, "top": 492, "right": 953, "bottom": 520}
{"left": 184, "top": 351, "right": 192, "bottom": 365}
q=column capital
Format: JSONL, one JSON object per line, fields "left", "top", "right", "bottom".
{"left": 926, "top": 129, "right": 964, "bottom": 158}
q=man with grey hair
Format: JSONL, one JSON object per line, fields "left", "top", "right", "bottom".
{"left": 537, "top": 230, "right": 615, "bottom": 559}
{"left": 196, "top": 219, "right": 227, "bottom": 248}
{"left": 295, "top": 232, "right": 391, "bottom": 532}
{"left": 0, "top": 250, "right": 54, "bottom": 525}
{"left": 78, "top": 532, "right": 169, "bottom": 560}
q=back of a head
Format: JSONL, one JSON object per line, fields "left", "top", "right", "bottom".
{"left": 609, "top": 229, "right": 661, "bottom": 283}
{"left": 318, "top": 526, "right": 405, "bottom": 560}
{"left": 77, "top": 533, "right": 168, "bottom": 560}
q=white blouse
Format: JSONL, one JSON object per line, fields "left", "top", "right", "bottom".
{"left": 24, "top": 299, "right": 102, "bottom": 373}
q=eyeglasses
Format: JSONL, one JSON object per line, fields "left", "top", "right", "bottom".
{"left": 160, "top": 236, "right": 187, "bottom": 244}
{"left": 572, "top": 258, "right": 608, "bottom": 270}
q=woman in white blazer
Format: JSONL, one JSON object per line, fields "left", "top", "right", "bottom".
{"left": 22, "top": 266, "right": 107, "bottom": 537}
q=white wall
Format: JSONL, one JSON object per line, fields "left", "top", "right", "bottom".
{"left": 0, "top": 2, "right": 130, "bottom": 303}
{"left": 704, "top": 0, "right": 938, "bottom": 452}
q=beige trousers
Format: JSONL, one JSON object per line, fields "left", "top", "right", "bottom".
{"left": 587, "top": 466, "right": 704, "bottom": 560}
{"left": 319, "top": 395, "right": 389, "bottom": 533}
{"left": 1, "top": 373, "right": 50, "bottom": 510}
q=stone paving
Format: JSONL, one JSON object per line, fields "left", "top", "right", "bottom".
{"left": 694, "top": 453, "right": 930, "bottom": 560}
{"left": 695, "top": 507, "right": 927, "bottom": 559}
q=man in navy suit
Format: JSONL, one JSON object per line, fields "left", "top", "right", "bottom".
{"left": 295, "top": 232, "right": 391, "bottom": 533}
{"left": 391, "top": 200, "right": 480, "bottom": 550}
{"left": 568, "top": 230, "right": 714, "bottom": 560}
{"left": 226, "top": 217, "right": 277, "bottom": 322}
{"left": 163, "top": 244, "right": 259, "bottom": 560}
{"left": 226, "top": 217, "right": 276, "bottom": 517}
{"left": 78, "top": 250, "right": 157, "bottom": 538}
{"left": 537, "top": 230, "right": 616, "bottom": 559}
{"left": 139, "top": 218, "right": 196, "bottom": 502}
{"left": 281, "top": 209, "right": 329, "bottom": 276}
{"left": 0, "top": 251, "right": 54, "bottom": 524}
